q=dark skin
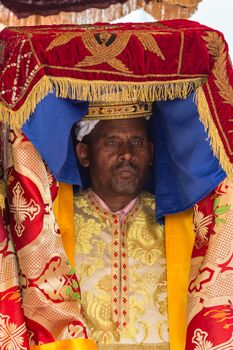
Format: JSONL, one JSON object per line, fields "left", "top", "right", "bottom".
{"left": 76, "top": 118, "right": 153, "bottom": 212}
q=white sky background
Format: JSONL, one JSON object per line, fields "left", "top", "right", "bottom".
{"left": 114, "top": 0, "right": 233, "bottom": 59}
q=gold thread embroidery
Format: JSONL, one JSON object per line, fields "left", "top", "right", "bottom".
{"left": 127, "top": 214, "right": 164, "bottom": 266}
{"left": 46, "top": 32, "right": 82, "bottom": 52}
{"left": 135, "top": 33, "right": 166, "bottom": 60}
{"left": 45, "top": 65, "right": 207, "bottom": 78}
{"left": 77, "top": 31, "right": 132, "bottom": 73}
{"left": 203, "top": 31, "right": 233, "bottom": 107}
{"left": 74, "top": 191, "right": 168, "bottom": 345}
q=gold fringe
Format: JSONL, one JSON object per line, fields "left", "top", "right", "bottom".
{"left": 0, "top": 0, "right": 201, "bottom": 27}
{"left": 195, "top": 86, "right": 233, "bottom": 180}
{"left": 0, "top": 76, "right": 53, "bottom": 129}
{"left": 0, "top": 76, "right": 205, "bottom": 128}
{"left": 98, "top": 344, "right": 169, "bottom": 350}
{"left": 51, "top": 76, "right": 204, "bottom": 102}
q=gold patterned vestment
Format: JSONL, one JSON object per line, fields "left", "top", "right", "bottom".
{"left": 74, "top": 190, "right": 169, "bottom": 350}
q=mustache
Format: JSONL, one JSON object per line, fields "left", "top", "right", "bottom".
{"left": 112, "top": 161, "right": 139, "bottom": 172}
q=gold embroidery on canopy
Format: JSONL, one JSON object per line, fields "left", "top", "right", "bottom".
{"left": 75, "top": 31, "right": 169, "bottom": 72}
{"left": 132, "top": 32, "right": 166, "bottom": 60}
{"left": 46, "top": 32, "right": 83, "bottom": 52}
{"left": 203, "top": 31, "right": 233, "bottom": 107}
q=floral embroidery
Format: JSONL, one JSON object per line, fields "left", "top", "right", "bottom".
{"left": 74, "top": 191, "right": 168, "bottom": 345}
{"left": 74, "top": 213, "right": 103, "bottom": 254}
{"left": 127, "top": 213, "right": 164, "bottom": 266}
{"left": 82, "top": 291, "right": 120, "bottom": 344}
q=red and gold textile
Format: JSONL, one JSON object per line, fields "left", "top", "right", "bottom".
{"left": 0, "top": 20, "right": 232, "bottom": 179}
{"left": 74, "top": 190, "right": 168, "bottom": 348}
{"left": 0, "top": 128, "right": 96, "bottom": 349}
{"left": 0, "top": 200, "right": 29, "bottom": 350}
{"left": 187, "top": 178, "right": 233, "bottom": 349}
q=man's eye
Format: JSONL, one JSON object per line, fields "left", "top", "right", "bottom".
{"left": 105, "top": 139, "right": 118, "bottom": 147}
{"left": 132, "top": 139, "right": 143, "bottom": 147}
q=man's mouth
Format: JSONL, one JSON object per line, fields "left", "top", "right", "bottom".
{"left": 114, "top": 164, "right": 138, "bottom": 177}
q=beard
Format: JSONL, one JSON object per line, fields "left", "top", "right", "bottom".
{"left": 109, "top": 161, "right": 142, "bottom": 196}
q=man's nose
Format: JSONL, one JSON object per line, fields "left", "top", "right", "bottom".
{"left": 118, "top": 141, "right": 135, "bottom": 161}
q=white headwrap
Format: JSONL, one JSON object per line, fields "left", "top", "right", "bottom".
{"left": 75, "top": 120, "right": 99, "bottom": 142}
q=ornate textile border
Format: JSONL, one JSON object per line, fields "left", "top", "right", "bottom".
{"left": 0, "top": 77, "right": 204, "bottom": 128}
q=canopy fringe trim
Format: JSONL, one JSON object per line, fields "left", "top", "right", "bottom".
{"left": 0, "top": 76, "right": 53, "bottom": 128}
{"left": 51, "top": 76, "right": 205, "bottom": 103}
{"left": 0, "top": 76, "right": 205, "bottom": 129}
{"left": 195, "top": 86, "right": 232, "bottom": 180}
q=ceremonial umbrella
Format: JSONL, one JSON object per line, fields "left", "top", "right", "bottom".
{"left": 0, "top": 19, "right": 232, "bottom": 350}
{"left": 0, "top": 0, "right": 202, "bottom": 26}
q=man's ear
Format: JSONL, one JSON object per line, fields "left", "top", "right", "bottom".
{"left": 76, "top": 143, "right": 90, "bottom": 167}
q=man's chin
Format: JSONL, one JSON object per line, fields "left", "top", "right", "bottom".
{"left": 110, "top": 178, "right": 140, "bottom": 196}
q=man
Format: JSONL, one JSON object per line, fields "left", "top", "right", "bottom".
{"left": 73, "top": 101, "right": 169, "bottom": 349}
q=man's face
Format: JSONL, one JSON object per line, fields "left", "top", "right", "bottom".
{"left": 76, "top": 118, "right": 153, "bottom": 199}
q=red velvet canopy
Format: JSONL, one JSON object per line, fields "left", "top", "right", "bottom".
{"left": 0, "top": 20, "right": 232, "bottom": 178}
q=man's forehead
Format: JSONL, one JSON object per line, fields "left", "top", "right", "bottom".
{"left": 93, "top": 118, "right": 146, "bottom": 137}
{"left": 97, "top": 118, "right": 147, "bottom": 132}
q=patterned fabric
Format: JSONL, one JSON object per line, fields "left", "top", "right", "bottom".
{"left": 0, "top": 128, "right": 92, "bottom": 348}
{"left": 74, "top": 190, "right": 169, "bottom": 348}
{"left": 0, "top": 208, "right": 29, "bottom": 350}
{"left": 186, "top": 177, "right": 233, "bottom": 349}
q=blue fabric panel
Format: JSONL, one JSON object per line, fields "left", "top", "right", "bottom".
{"left": 22, "top": 91, "right": 226, "bottom": 219}
{"left": 152, "top": 92, "right": 226, "bottom": 219}
{"left": 22, "top": 93, "right": 89, "bottom": 185}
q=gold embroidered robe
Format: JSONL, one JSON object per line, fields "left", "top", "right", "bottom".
{"left": 74, "top": 190, "right": 169, "bottom": 350}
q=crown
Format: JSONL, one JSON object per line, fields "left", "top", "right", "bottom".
{"left": 84, "top": 101, "right": 153, "bottom": 120}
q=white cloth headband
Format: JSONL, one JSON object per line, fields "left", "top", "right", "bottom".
{"left": 75, "top": 120, "right": 99, "bottom": 142}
